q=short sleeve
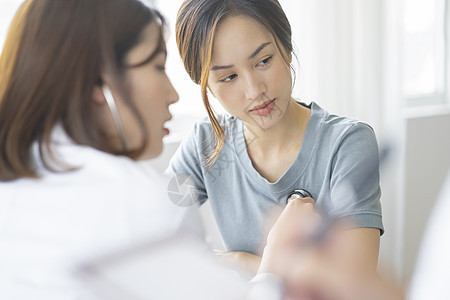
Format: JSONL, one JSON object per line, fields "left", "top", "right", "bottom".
{"left": 166, "top": 122, "right": 208, "bottom": 206}
{"left": 329, "top": 123, "right": 384, "bottom": 234}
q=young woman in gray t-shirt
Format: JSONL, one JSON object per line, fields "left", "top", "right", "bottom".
{"left": 170, "top": 0, "right": 383, "bottom": 277}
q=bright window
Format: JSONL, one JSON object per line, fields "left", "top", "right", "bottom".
{"left": 402, "top": 0, "right": 448, "bottom": 106}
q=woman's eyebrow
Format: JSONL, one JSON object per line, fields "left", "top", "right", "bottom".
{"left": 211, "top": 64, "right": 234, "bottom": 71}
{"left": 248, "top": 42, "right": 271, "bottom": 59}
{"left": 128, "top": 47, "right": 166, "bottom": 69}
{"left": 210, "top": 42, "right": 272, "bottom": 71}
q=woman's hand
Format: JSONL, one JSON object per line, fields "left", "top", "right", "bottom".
{"left": 258, "top": 196, "right": 322, "bottom": 276}
{"left": 265, "top": 197, "right": 321, "bottom": 251}
{"left": 213, "top": 198, "right": 320, "bottom": 278}
{"left": 214, "top": 250, "right": 262, "bottom": 277}
{"left": 256, "top": 196, "right": 399, "bottom": 300}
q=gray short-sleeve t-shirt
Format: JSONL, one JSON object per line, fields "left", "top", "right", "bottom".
{"left": 168, "top": 102, "right": 383, "bottom": 255}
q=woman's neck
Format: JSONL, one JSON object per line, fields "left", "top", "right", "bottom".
{"left": 243, "top": 99, "right": 310, "bottom": 157}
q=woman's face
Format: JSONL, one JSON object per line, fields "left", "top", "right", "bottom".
{"left": 106, "top": 21, "right": 179, "bottom": 160}
{"left": 207, "top": 15, "right": 292, "bottom": 130}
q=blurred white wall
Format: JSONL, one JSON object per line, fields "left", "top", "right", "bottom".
{"left": 403, "top": 112, "right": 450, "bottom": 281}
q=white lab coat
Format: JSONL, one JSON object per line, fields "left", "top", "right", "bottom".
{"left": 0, "top": 127, "right": 183, "bottom": 299}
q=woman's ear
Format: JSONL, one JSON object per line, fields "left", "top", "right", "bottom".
{"left": 92, "top": 84, "right": 107, "bottom": 105}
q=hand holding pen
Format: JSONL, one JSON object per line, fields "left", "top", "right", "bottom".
{"left": 287, "top": 190, "right": 335, "bottom": 245}
{"left": 257, "top": 190, "right": 339, "bottom": 299}
{"left": 263, "top": 190, "right": 322, "bottom": 257}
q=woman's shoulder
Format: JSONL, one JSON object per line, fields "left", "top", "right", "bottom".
{"left": 28, "top": 140, "right": 162, "bottom": 190}
{"left": 0, "top": 143, "right": 170, "bottom": 223}
{"left": 311, "top": 102, "right": 376, "bottom": 141}
{"left": 28, "top": 125, "right": 161, "bottom": 184}
{"left": 75, "top": 146, "right": 162, "bottom": 184}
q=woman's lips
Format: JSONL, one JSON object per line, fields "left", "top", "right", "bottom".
{"left": 163, "top": 114, "right": 172, "bottom": 136}
{"left": 249, "top": 99, "right": 276, "bottom": 116}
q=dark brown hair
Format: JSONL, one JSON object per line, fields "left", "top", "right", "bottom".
{"left": 0, "top": 0, "right": 165, "bottom": 181}
{"left": 176, "top": 0, "right": 293, "bottom": 166}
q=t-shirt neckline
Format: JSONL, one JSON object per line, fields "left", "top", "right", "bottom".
{"left": 231, "top": 101, "right": 324, "bottom": 195}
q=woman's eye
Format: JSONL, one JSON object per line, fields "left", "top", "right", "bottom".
{"left": 257, "top": 56, "right": 273, "bottom": 67}
{"left": 220, "top": 74, "right": 237, "bottom": 83}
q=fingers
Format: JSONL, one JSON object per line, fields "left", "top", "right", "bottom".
{"left": 286, "top": 195, "right": 315, "bottom": 206}
{"left": 266, "top": 197, "right": 322, "bottom": 250}
{"left": 283, "top": 197, "right": 321, "bottom": 235}
{"left": 281, "top": 197, "right": 316, "bottom": 220}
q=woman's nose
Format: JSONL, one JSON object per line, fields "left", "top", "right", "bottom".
{"left": 244, "top": 73, "right": 266, "bottom": 101}
{"left": 167, "top": 78, "right": 179, "bottom": 105}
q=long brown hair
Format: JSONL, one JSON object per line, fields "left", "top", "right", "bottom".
{"left": 176, "top": 0, "right": 293, "bottom": 166}
{"left": 0, "top": 0, "right": 165, "bottom": 181}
